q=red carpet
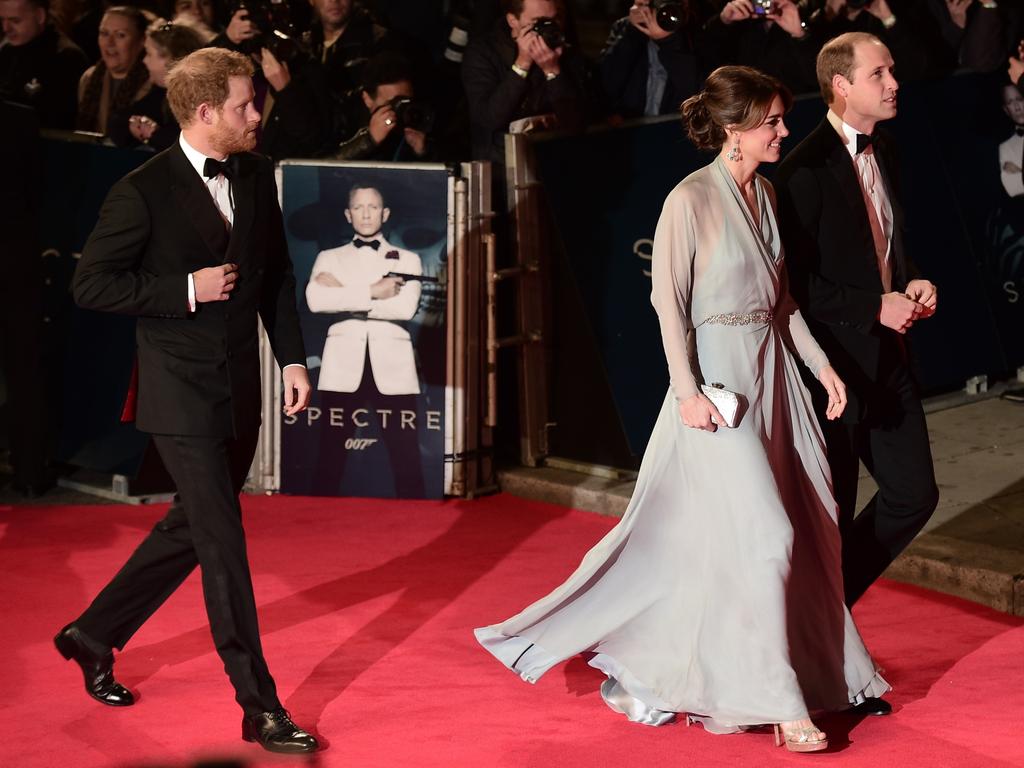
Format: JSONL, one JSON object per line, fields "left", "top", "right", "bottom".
{"left": 0, "top": 493, "right": 1021, "bottom": 768}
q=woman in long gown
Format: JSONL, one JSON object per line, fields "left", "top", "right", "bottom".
{"left": 474, "top": 66, "right": 890, "bottom": 753}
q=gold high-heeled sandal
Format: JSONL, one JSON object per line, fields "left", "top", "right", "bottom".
{"left": 773, "top": 723, "right": 828, "bottom": 753}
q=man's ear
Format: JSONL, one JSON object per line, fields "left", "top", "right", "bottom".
{"left": 506, "top": 13, "right": 519, "bottom": 37}
{"left": 34, "top": 7, "right": 46, "bottom": 26}
{"left": 197, "top": 102, "right": 215, "bottom": 124}
{"left": 382, "top": 207, "right": 390, "bottom": 224}
{"left": 832, "top": 73, "right": 850, "bottom": 101}
{"left": 344, "top": 209, "right": 353, "bottom": 224}
{"left": 361, "top": 89, "right": 374, "bottom": 110}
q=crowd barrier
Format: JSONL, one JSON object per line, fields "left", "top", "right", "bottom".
{"left": 516, "top": 72, "right": 1024, "bottom": 464}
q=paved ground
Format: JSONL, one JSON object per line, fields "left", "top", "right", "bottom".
{"left": 500, "top": 393, "right": 1024, "bottom": 616}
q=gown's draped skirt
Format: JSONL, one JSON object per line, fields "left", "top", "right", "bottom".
{"left": 475, "top": 319, "right": 889, "bottom": 733}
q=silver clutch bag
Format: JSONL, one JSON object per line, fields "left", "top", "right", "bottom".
{"left": 700, "top": 382, "right": 741, "bottom": 428}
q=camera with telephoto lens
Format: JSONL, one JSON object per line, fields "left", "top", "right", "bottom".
{"left": 388, "top": 96, "right": 435, "bottom": 134}
{"left": 653, "top": 2, "right": 687, "bottom": 32}
{"left": 229, "top": 0, "right": 300, "bottom": 61}
{"left": 529, "top": 17, "right": 564, "bottom": 50}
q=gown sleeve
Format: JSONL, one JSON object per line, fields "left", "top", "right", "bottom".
{"left": 650, "top": 186, "right": 700, "bottom": 403}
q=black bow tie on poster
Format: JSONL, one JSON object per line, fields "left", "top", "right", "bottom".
{"left": 855, "top": 133, "right": 876, "bottom": 154}
{"left": 354, "top": 238, "right": 381, "bottom": 250}
{"left": 203, "top": 157, "right": 237, "bottom": 180}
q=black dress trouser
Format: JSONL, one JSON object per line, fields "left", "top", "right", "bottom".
{"left": 821, "top": 359, "right": 940, "bottom": 607}
{"left": 75, "top": 429, "right": 280, "bottom": 716}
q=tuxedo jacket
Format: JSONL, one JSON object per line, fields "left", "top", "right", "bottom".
{"left": 305, "top": 236, "right": 422, "bottom": 395}
{"left": 73, "top": 141, "right": 305, "bottom": 437}
{"left": 774, "top": 117, "right": 919, "bottom": 421}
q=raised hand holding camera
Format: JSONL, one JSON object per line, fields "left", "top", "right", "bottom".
{"left": 368, "top": 103, "right": 399, "bottom": 144}
{"left": 770, "top": 0, "right": 806, "bottom": 37}
{"left": 260, "top": 47, "right": 290, "bottom": 92}
{"left": 629, "top": 2, "right": 673, "bottom": 41}
{"left": 226, "top": 7, "right": 257, "bottom": 44}
{"left": 720, "top": 0, "right": 755, "bottom": 24}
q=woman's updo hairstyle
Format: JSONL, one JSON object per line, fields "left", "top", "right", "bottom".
{"left": 680, "top": 65, "right": 792, "bottom": 151}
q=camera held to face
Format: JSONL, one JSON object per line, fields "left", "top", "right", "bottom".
{"left": 752, "top": 0, "right": 774, "bottom": 15}
{"left": 529, "top": 17, "right": 564, "bottom": 50}
{"left": 653, "top": 2, "right": 687, "bottom": 31}
{"left": 388, "top": 97, "right": 435, "bottom": 135}
{"left": 230, "top": 0, "right": 300, "bottom": 61}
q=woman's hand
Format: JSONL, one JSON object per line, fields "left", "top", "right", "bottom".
{"left": 679, "top": 393, "right": 726, "bottom": 432}
{"left": 128, "top": 114, "right": 157, "bottom": 142}
{"left": 818, "top": 365, "right": 847, "bottom": 421}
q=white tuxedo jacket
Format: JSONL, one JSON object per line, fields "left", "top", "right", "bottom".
{"left": 999, "top": 134, "right": 1023, "bottom": 198}
{"left": 306, "top": 236, "right": 422, "bottom": 394}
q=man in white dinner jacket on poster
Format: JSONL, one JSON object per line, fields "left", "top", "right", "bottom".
{"left": 306, "top": 183, "right": 423, "bottom": 394}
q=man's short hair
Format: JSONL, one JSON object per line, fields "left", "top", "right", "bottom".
{"left": 347, "top": 183, "right": 386, "bottom": 208}
{"left": 360, "top": 51, "right": 414, "bottom": 98}
{"left": 816, "top": 32, "right": 882, "bottom": 104}
{"left": 166, "top": 47, "right": 254, "bottom": 127}
{"left": 501, "top": 0, "right": 564, "bottom": 18}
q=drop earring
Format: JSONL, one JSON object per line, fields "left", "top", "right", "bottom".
{"left": 726, "top": 134, "right": 742, "bottom": 162}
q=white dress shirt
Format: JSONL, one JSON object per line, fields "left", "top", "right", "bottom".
{"left": 827, "top": 110, "right": 894, "bottom": 292}
{"left": 179, "top": 133, "right": 233, "bottom": 312}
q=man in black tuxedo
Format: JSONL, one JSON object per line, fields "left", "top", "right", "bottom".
{"left": 775, "top": 32, "right": 939, "bottom": 624}
{"left": 56, "top": 48, "right": 318, "bottom": 754}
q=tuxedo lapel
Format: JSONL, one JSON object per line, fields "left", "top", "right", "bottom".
{"left": 168, "top": 142, "right": 230, "bottom": 259}
{"left": 224, "top": 154, "right": 255, "bottom": 265}
{"left": 820, "top": 122, "right": 877, "bottom": 271}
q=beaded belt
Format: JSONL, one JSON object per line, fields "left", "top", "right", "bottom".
{"left": 703, "top": 310, "right": 772, "bottom": 326}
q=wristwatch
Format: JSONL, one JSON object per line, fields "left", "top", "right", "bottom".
{"left": 511, "top": 63, "right": 528, "bottom": 78}
{"left": 881, "top": 13, "right": 897, "bottom": 28}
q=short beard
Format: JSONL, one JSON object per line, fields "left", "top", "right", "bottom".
{"left": 209, "top": 115, "right": 258, "bottom": 156}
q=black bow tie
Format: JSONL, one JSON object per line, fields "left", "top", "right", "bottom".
{"left": 354, "top": 238, "right": 381, "bottom": 250}
{"left": 855, "top": 133, "right": 876, "bottom": 154}
{"left": 203, "top": 157, "right": 235, "bottom": 180}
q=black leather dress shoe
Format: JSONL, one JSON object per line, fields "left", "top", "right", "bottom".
{"left": 242, "top": 708, "right": 319, "bottom": 754}
{"left": 852, "top": 697, "right": 892, "bottom": 716}
{"left": 53, "top": 624, "right": 135, "bottom": 707}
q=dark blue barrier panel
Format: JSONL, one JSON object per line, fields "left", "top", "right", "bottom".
{"left": 41, "top": 138, "right": 150, "bottom": 475}
{"left": 278, "top": 163, "right": 449, "bottom": 499}
{"left": 533, "top": 74, "right": 1014, "bottom": 458}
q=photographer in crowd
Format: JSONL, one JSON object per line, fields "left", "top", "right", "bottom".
{"left": 462, "top": 0, "right": 588, "bottom": 167}
{"left": 804, "top": 0, "right": 937, "bottom": 82}
{"left": 924, "top": 0, "right": 1007, "bottom": 73}
{"left": 0, "top": 0, "right": 89, "bottom": 129}
{"left": 330, "top": 51, "right": 437, "bottom": 160}
{"left": 304, "top": 0, "right": 392, "bottom": 142}
{"left": 700, "top": 0, "right": 818, "bottom": 93}
{"left": 214, "top": 0, "right": 331, "bottom": 158}
{"left": 598, "top": 0, "right": 704, "bottom": 118}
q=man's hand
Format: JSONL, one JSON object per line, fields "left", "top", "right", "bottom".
{"left": 282, "top": 366, "right": 311, "bottom": 417}
{"left": 904, "top": 279, "right": 937, "bottom": 318}
{"left": 720, "top": 0, "right": 755, "bottom": 24}
{"left": 945, "top": 0, "right": 973, "bottom": 29}
{"left": 368, "top": 103, "right": 399, "bottom": 144}
{"left": 1009, "top": 44, "right": 1024, "bottom": 86}
{"left": 313, "top": 272, "right": 343, "bottom": 287}
{"left": 629, "top": 2, "right": 673, "bottom": 40}
{"left": 525, "top": 33, "right": 562, "bottom": 76}
{"left": 370, "top": 275, "right": 404, "bottom": 299}
{"left": 226, "top": 8, "right": 256, "bottom": 44}
{"left": 817, "top": 365, "right": 848, "bottom": 421}
{"left": 770, "top": 0, "right": 806, "bottom": 37}
{"left": 864, "top": 0, "right": 894, "bottom": 20}
{"left": 879, "top": 291, "right": 924, "bottom": 333}
{"left": 404, "top": 127, "right": 428, "bottom": 156}
{"left": 261, "top": 48, "right": 291, "bottom": 92}
{"left": 513, "top": 26, "right": 536, "bottom": 71}
{"left": 194, "top": 263, "right": 238, "bottom": 303}
{"left": 679, "top": 393, "right": 726, "bottom": 432}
